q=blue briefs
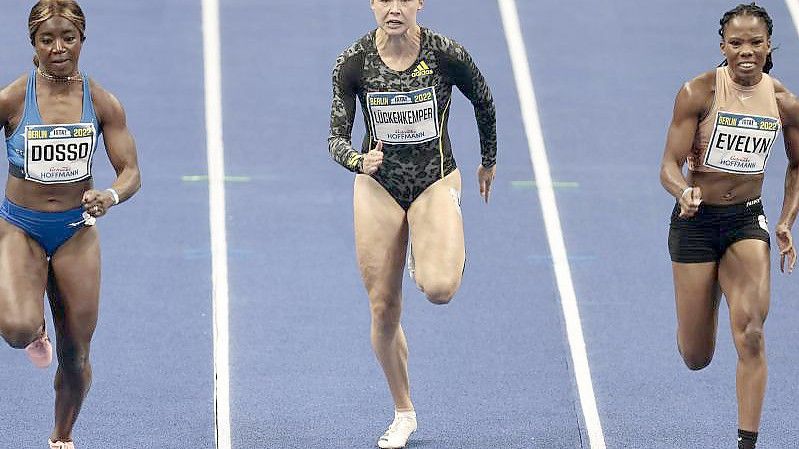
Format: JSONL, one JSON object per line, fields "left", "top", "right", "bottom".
{"left": 0, "top": 198, "right": 87, "bottom": 257}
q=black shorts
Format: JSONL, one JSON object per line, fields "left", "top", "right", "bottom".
{"left": 668, "top": 198, "right": 770, "bottom": 263}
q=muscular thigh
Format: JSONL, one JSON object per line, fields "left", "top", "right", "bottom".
{"left": 49, "top": 226, "right": 100, "bottom": 341}
{"left": 407, "top": 170, "right": 465, "bottom": 278}
{"left": 673, "top": 261, "right": 721, "bottom": 341}
{"left": 0, "top": 219, "right": 48, "bottom": 320}
{"left": 353, "top": 174, "right": 408, "bottom": 295}
{"left": 719, "top": 239, "right": 770, "bottom": 324}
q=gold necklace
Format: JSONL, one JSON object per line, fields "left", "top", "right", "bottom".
{"left": 37, "top": 67, "right": 82, "bottom": 83}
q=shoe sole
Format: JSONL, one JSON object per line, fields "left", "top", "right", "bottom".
{"left": 26, "top": 340, "right": 53, "bottom": 369}
{"left": 376, "top": 429, "right": 416, "bottom": 449}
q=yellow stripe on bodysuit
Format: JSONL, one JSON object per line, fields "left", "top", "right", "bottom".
{"left": 438, "top": 98, "right": 452, "bottom": 178}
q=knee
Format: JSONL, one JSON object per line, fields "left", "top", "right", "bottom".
{"left": 680, "top": 352, "right": 713, "bottom": 371}
{"left": 0, "top": 317, "right": 41, "bottom": 349}
{"left": 425, "top": 288, "right": 455, "bottom": 305}
{"left": 419, "top": 276, "right": 461, "bottom": 305}
{"left": 58, "top": 347, "right": 90, "bottom": 374}
{"left": 370, "top": 301, "right": 401, "bottom": 332}
{"left": 737, "top": 320, "right": 765, "bottom": 358}
{"left": 677, "top": 340, "right": 713, "bottom": 371}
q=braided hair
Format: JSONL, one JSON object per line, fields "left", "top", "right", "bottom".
{"left": 718, "top": 2, "right": 773, "bottom": 73}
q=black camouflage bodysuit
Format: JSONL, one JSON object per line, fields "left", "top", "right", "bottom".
{"left": 328, "top": 27, "right": 497, "bottom": 210}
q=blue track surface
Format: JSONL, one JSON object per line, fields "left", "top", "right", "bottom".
{"left": 1, "top": 1, "right": 799, "bottom": 448}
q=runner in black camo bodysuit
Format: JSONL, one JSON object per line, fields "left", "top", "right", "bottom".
{"left": 328, "top": 27, "right": 496, "bottom": 209}
{"left": 327, "top": 1, "right": 497, "bottom": 448}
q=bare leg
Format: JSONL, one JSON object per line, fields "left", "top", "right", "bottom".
{"left": 354, "top": 174, "right": 413, "bottom": 411}
{"left": 407, "top": 170, "right": 465, "bottom": 304}
{"left": 0, "top": 219, "right": 48, "bottom": 348}
{"left": 672, "top": 261, "right": 721, "bottom": 370}
{"left": 719, "top": 239, "right": 770, "bottom": 432}
{"left": 47, "top": 226, "right": 100, "bottom": 442}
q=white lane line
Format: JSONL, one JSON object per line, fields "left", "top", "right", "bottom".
{"left": 497, "top": 1, "right": 607, "bottom": 448}
{"left": 201, "top": 0, "right": 231, "bottom": 447}
{"left": 787, "top": 0, "right": 799, "bottom": 39}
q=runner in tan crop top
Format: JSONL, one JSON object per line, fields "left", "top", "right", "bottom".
{"left": 688, "top": 66, "right": 781, "bottom": 174}
{"left": 659, "top": 3, "right": 799, "bottom": 449}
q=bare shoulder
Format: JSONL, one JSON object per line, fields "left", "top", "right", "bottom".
{"left": 88, "top": 78, "right": 125, "bottom": 124}
{"left": 771, "top": 75, "right": 790, "bottom": 94}
{"left": 0, "top": 74, "right": 30, "bottom": 117}
{"left": 681, "top": 70, "right": 714, "bottom": 101}
{"left": 674, "top": 70, "right": 715, "bottom": 116}
{"left": 770, "top": 76, "right": 799, "bottom": 126}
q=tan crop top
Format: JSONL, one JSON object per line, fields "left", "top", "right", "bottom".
{"left": 688, "top": 67, "right": 781, "bottom": 174}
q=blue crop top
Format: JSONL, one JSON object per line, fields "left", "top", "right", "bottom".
{"left": 6, "top": 69, "right": 100, "bottom": 184}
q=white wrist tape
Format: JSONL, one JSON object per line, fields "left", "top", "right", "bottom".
{"left": 681, "top": 187, "right": 692, "bottom": 199}
{"left": 105, "top": 188, "right": 120, "bottom": 205}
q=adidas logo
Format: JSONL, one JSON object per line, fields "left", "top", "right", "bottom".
{"left": 411, "top": 60, "right": 433, "bottom": 77}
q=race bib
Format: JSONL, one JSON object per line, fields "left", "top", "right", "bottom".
{"left": 367, "top": 87, "right": 439, "bottom": 145}
{"left": 704, "top": 111, "right": 780, "bottom": 174}
{"left": 24, "top": 123, "right": 96, "bottom": 184}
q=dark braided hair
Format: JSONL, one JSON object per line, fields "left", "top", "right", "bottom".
{"left": 718, "top": 2, "right": 773, "bottom": 73}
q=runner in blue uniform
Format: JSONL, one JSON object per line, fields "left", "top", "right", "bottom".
{"left": 0, "top": 2, "right": 141, "bottom": 448}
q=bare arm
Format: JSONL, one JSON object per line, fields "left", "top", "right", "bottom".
{"left": 777, "top": 121, "right": 799, "bottom": 227}
{"left": 0, "top": 89, "right": 11, "bottom": 131}
{"left": 660, "top": 79, "right": 706, "bottom": 196}
{"left": 774, "top": 79, "right": 799, "bottom": 272}
{"left": 83, "top": 81, "right": 141, "bottom": 214}
{"left": 775, "top": 80, "right": 799, "bottom": 227}
{"left": 659, "top": 75, "right": 711, "bottom": 217}
{"left": 0, "top": 76, "right": 27, "bottom": 135}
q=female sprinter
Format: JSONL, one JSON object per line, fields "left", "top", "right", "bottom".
{"left": 328, "top": 0, "right": 497, "bottom": 447}
{"left": 660, "top": 3, "right": 799, "bottom": 448}
{"left": 0, "top": 1, "right": 141, "bottom": 447}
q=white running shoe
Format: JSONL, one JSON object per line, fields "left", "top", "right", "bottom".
{"left": 48, "top": 439, "right": 75, "bottom": 449}
{"left": 377, "top": 410, "right": 417, "bottom": 449}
